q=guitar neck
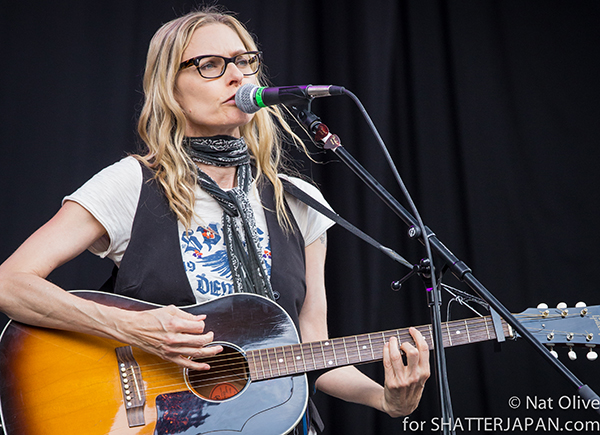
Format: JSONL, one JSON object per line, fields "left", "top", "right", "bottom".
{"left": 248, "top": 315, "right": 511, "bottom": 381}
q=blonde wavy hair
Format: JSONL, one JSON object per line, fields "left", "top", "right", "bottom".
{"left": 136, "top": 7, "right": 304, "bottom": 229}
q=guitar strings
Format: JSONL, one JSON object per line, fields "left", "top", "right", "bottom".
{"left": 136, "top": 318, "right": 502, "bottom": 394}
{"left": 122, "top": 312, "right": 586, "bottom": 396}
{"left": 136, "top": 311, "right": 573, "bottom": 382}
{"left": 135, "top": 314, "right": 516, "bottom": 382}
{"left": 135, "top": 318, "right": 499, "bottom": 393}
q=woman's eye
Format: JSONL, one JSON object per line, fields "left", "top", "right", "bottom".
{"left": 199, "top": 61, "right": 218, "bottom": 71}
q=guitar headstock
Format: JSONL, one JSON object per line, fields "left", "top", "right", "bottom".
{"left": 517, "top": 302, "right": 600, "bottom": 361}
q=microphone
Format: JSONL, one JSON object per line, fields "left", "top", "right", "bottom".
{"left": 235, "top": 83, "right": 345, "bottom": 114}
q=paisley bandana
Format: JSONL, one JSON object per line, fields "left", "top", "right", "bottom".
{"left": 184, "top": 135, "right": 250, "bottom": 167}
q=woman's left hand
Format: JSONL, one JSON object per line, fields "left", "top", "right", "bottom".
{"left": 381, "top": 327, "right": 431, "bottom": 417}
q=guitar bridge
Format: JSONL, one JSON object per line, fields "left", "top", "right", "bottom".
{"left": 115, "top": 346, "right": 146, "bottom": 427}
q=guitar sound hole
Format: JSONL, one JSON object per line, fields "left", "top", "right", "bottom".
{"left": 186, "top": 344, "right": 249, "bottom": 401}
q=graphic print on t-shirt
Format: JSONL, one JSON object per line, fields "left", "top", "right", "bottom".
{"left": 180, "top": 222, "right": 271, "bottom": 299}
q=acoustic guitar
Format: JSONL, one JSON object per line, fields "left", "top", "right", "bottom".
{"left": 0, "top": 291, "right": 597, "bottom": 434}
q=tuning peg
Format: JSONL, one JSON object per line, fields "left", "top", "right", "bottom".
{"left": 568, "top": 347, "right": 577, "bottom": 361}
{"left": 547, "top": 344, "right": 558, "bottom": 358}
{"left": 575, "top": 301, "right": 587, "bottom": 308}
{"left": 557, "top": 302, "right": 568, "bottom": 310}
{"left": 587, "top": 349, "right": 598, "bottom": 361}
{"left": 537, "top": 303, "right": 549, "bottom": 309}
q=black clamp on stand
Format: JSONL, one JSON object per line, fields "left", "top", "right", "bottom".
{"left": 287, "top": 97, "right": 600, "bottom": 431}
{"left": 391, "top": 258, "right": 432, "bottom": 292}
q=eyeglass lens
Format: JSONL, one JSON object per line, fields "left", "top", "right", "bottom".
{"left": 197, "top": 53, "right": 260, "bottom": 78}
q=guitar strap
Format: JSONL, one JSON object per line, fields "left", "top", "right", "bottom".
{"left": 280, "top": 178, "right": 411, "bottom": 268}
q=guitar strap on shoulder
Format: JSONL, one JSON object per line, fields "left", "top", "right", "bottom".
{"left": 279, "top": 178, "right": 412, "bottom": 269}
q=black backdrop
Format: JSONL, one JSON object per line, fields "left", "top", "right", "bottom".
{"left": 1, "top": 1, "right": 600, "bottom": 433}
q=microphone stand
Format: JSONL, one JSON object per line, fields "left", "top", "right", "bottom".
{"left": 287, "top": 101, "right": 600, "bottom": 426}
{"left": 291, "top": 102, "right": 455, "bottom": 433}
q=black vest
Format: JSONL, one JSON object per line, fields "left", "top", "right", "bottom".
{"left": 101, "top": 165, "right": 307, "bottom": 331}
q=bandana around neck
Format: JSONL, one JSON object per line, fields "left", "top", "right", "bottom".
{"left": 184, "top": 135, "right": 250, "bottom": 167}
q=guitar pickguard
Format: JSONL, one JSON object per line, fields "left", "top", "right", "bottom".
{"left": 154, "top": 376, "right": 300, "bottom": 434}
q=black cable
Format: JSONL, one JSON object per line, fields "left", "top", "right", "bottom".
{"left": 340, "top": 88, "right": 456, "bottom": 433}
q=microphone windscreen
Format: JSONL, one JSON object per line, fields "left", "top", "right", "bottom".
{"left": 235, "top": 84, "right": 261, "bottom": 114}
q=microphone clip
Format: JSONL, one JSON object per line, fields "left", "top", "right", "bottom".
{"left": 288, "top": 103, "right": 342, "bottom": 150}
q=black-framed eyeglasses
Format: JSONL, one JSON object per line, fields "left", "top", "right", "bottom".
{"left": 179, "top": 51, "right": 262, "bottom": 79}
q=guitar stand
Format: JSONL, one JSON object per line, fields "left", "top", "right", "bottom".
{"left": 287, "top": 99, "right": 600, "bottom": 430}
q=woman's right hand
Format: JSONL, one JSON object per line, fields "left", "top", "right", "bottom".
{"left": 119, "top": 305, "right": 223, "bottom": 371}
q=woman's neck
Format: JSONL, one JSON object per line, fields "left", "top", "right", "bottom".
{"left": 196, "top": 163, "right": 237, "bottom": 189}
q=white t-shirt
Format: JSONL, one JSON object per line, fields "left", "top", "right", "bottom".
{"left": 64, "top": 156, "right": 334, "bottom": 303}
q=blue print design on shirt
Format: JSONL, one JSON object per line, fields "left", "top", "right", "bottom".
{"left": 181, "top": 223, "right": 272, "bottom": 297}
{"left": 181, "top": 223, "right": 231, "bottom": 277}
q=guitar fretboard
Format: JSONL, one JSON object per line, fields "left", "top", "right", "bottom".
{"left": 247, "top": 315, "right": 510, "bottom": 381}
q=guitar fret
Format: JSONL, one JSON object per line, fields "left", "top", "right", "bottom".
{"left": 286, "top": 346, "right": 293, "bottom": 373}
{"left": 290, "top": 344, "right": 299, "bottom": 374}
{"left": 287, "top": 346, "right": 294, "bottom": 374}
{"left": 285, "top": 347, "right": 291, "bottom": 374}
{"left": 284, "top": 346, "right": 291, "bottom": 375}
{"left": 304, "top": 342, "right": 314, "bottom": 371}
{"left": 318, "top": 340, "right": 325, "bottom": 369}
{"left": 354, "top": 337, "right": 362, "bottom": 364}
{"left": 266, "top": 348, "right": 276, "bottom": 378}
{"left": 446, "top": 322, "right": 453, "bottom": 347}
{"left": 309, "top": 342, "right": 318, "bottom": 371}
{"left": 341, "top": 337, "right": 350, "bottom": 365}
{"left": 323, "top": 340, "right": 334, "bottom": 368}
{"left": 278, "top": 347, "right": 288, "bottom": 376}
{"left": 258, "top": 349, "right": 267, "bottom": 380}
{"left": 379, "top": 332, "right": 386, "bottom": 359}
{"left": 300, "top": 343, "right": 308, "bottom": 372}
{"left": 354, "top": 336, "right": 362, "bottom": 363}
{"left": 276, "top": 348, "right": 283, "bottom": 376}
{"left": 363, "top": 335, "right": 372, "bottom": 360}
{"left": 350, "top": 336, "right": 359, "bottom": 364}
{"left": 484, "top": 316, "right": 491, "bottom": 340}
{"left": 298, "top": 343, "right": 307, "bottom": 372}
{"left": 248, "top": 351, "right": 257, "bottom": 380}
{"left": 454, "top": 321, "right": 467, "bottom": 345}
{"left": 381, "top": 331, "right": 389, "bottom": 349}
{"left": 332, "top": 339, "right": 340, "bottom": 365}
{"left": 329, "top": 339, "right": 338, "bottom": 365}
{"left": 464, "top": 319, "right": 471, "bottom": 343}
{"left": 270, "top": 348, "right": 277, "bottom": 377}
{"left": 286, "top": 345, "right": 298, "bottom": 373}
